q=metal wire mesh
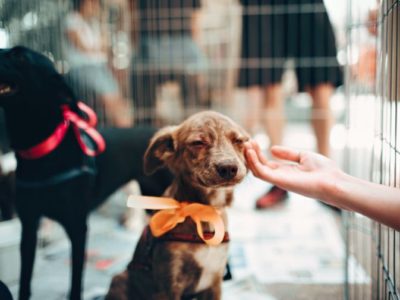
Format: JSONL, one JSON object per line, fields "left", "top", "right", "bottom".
{"left": 0, "top": 0, "right": 399, "bottom": 298}
{"left": 344, "top": 0, "right": 400, "bottom": 299}
{"left": 128, "top": 0, "right": 241, "bottom": 125}
{"left": 0, "top": 0, "right": 345, "bottom": 128}
{"left": 0, "top": 0, "right": 134, "bottom": 127}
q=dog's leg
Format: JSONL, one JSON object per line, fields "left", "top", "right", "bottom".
{"left": 153, "top": 281, "right": 184, "bottom": 300}
{"left": 152, "top": 292, "right": 181, "bottom": 300}
{"left": 196, "top": 278, "right": 222, "bottom": 300}
{"left": 18, "top": 217, "right": 40, "bottom": 300}
{"left": 64, "top": 219, "right": 87, "bottom": 300}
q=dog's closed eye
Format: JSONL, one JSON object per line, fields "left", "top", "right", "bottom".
{"left": 231, "top": 135, "right": 249, "bottom": 146}
{"left": 189, "top": 140, "right": 208, "bottom": 148}
{"left": 232, "top": 138, "right": 244, "bottom": 145}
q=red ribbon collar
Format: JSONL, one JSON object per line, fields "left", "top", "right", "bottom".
{"left": 17, "top": 102, "right": 106, "bottom": 159}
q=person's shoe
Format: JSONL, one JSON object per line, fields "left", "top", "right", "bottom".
{"left": 255, "top": 185, "right": 288, "bottom": 209}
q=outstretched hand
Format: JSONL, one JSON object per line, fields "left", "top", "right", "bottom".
{"left": 245, "top": 140, "right": 400, "bottom": 230}
{"left": 244, "top": 141, "right": 344, "bottom": 206}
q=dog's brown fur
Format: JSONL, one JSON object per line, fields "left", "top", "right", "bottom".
{"left": 106, "top": 111, "right": 249, "bottom": 300}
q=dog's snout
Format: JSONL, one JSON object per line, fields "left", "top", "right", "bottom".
{"left": 216, "top": 163, "right": 238, "bottom": 180}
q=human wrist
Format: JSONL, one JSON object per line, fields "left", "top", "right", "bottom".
{"left": 320, "top": 168, "right": 351, "bottom": 209}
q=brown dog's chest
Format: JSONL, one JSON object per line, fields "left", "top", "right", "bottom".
{"left": 130, "top": 225, "right": 229, "bottom": 296}
{"left": 187, "top": 243, "right": 229, "bottom": 292}
{"left": 154, "top": 241, "right": 229, "bottom": 294}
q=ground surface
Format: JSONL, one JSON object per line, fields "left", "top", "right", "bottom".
{"left": 7, "top": 124, "right": 370, "bottom": 299}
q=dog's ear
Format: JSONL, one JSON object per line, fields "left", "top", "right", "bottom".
{"left": 144, "top": 126, "right": 178, "bottom": 175}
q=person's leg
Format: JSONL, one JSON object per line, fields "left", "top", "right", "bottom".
{"left": 101, "top": 94, "right": 133, "bottom": 128}
{"left": 244, "top": 86, "right": 263, "bottom": 134}
{"left": 306, "top": 83, "right": 334, "bottom": 157}
{"left": 263, "top": 83, "right": 285, "bottom": 146}
{"left": 256, "top": 83, "right": 288, "bottom": 209}
{"left": 181, "top": 74, "right": 209, "bottom": 112}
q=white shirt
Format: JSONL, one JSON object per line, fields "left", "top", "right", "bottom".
{"left": 63, "top": 12, "right": 107, "bottom": 67}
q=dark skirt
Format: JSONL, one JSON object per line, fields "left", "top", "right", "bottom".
{"left": 238, "top": 0, "right": 343, "bottom": 90}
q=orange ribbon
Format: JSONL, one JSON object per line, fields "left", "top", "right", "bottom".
{"left": 127, "top": 196, "right": 226, "bottom": 246}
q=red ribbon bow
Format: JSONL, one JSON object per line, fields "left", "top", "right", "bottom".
{"left": 18, "top": 102, "right": 106, "bottom": 159}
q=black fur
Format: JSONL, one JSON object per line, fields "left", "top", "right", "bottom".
{"left": 0, "top": 46, "right": 171, "bottom": 300}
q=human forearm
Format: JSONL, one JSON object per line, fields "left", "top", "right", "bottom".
{"left": 327, "top": 172, "right": 400, "bottom": 230}
{"left": 245, "top": 142, "right": 400, "bottom": 231}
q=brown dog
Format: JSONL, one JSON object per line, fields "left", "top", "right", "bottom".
{"left": 106, "top": 111, "right": 249, "bottom": 300}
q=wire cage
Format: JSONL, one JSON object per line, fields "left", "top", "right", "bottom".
{"left": 0, "top": 0, "right": 134, "bottom": 128}
{"left": 0, "top": 0, "right": 345, "bottom": 127}
{"left": 344, "top": 0, "right": 400, "bottom": 299}
{"left": 128, "top": 0, "right": 241, "bottom": 125}
{"left": 5, "top": 0, "right": 398, "bottom": 298}
{"left": 0, "top": 0, "right": 242, "bottom": 129}
{"left": 126, "top": 0, "right": 345, "bottom": 129}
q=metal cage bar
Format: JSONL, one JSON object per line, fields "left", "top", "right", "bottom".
{"left": 345, "top": 0, "right": 400, "bottom": 299}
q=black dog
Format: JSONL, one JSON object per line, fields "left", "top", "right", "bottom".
{"left": 0, "top": 46, "right": 171, "bottom": 300}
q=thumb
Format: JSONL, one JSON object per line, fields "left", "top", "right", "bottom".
{"left": 270, "top": 146, "right": 301, "bottom": 163}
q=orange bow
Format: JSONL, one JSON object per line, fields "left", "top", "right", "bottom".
{"left": 127, "top": 196, "right": 226, "bottom": 246}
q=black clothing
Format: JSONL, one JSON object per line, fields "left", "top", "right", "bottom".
{"left": 136, "top": 0, "right": 201, "bottom": 36}
{"left": 238, "top": 0, "right": 343, "bottom": 90}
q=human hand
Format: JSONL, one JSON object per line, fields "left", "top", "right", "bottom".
{"left": 244, "top": 141, "right": 345, "bottom": 206}
{"left": 245, "top": 142, "right": 400, "bottom": 230}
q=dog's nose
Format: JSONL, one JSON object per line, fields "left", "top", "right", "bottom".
{"left": 216, "top": 163, "right": 238, "bottom": 180}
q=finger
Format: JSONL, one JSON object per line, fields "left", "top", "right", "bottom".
{"left": 245, "top": 149, "right": 265, "bottom": 178}
{"left": 244, "top": 141, "right": 252, "bottom": 150}
{"left": 245, "top": 142, "right": 279, "bottom": 169}
{"left": 246, "top": 149, "right": 275, "bottom": 181}
{"left": 245, "top": 148, "right": 258, "bottom": 169}
{"left": 270, "top": 145, "right": 301, "bottom": 163}
{"left": 265, "top": 160, "right": 280, "bottom": 169}
{"left": 250, "top": 140, "right": 268, "bottom": 164}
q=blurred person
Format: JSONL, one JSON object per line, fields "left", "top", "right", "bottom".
{"left": 238, "top": 0, "right": 343, "bottom": 209}
{"left": 350, "top": 5, "right": 378, "bottom": 87}
{"left": 245, "top": 141, "right": 400, "bottom": 231}
{"left": 64, "top": 0, "right": 133, "bottom": 127}
{"left": 130, "top": 0, "right": 208, "bottom": 124}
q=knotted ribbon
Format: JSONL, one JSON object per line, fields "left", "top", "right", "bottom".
{"left": 127, "top": 196, "right": 226, "bottom": 246}
{"left": 18, "top": 101, "right": 105, "bottom": 159}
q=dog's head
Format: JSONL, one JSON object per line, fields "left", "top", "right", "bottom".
{"left": 0, "top": 46, "right": 76, "bottom": 109}
{"left": 144, "top": 111, "right": 250, "bottom": 190}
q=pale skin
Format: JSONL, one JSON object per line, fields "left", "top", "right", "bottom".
{"left": 244, "top": 140, "right": 400, "bottom": 231}
{"left": 245, "top": 82, "right": 333, "bottom": 157}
